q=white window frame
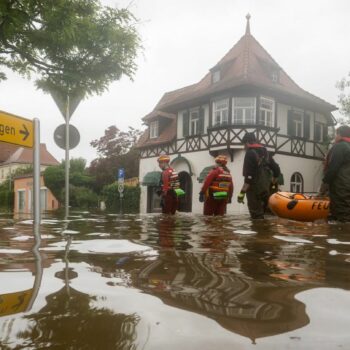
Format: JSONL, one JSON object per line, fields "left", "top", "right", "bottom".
{"left": 314, "top": 122, "right": 325, "bottom": 142}
{"left": 40, "top": 187, "right": 48, "bottom": 211}
{"left": 292, "top": 112, "right": 303, "bottom": 137}
{"left": 189, "top": 108, "right": 199, "bottom": 136}
{"left": 259, "top": 97, "right": 274, "bottom": 127}
{"left": 232, "top": 97, "right": 256, "bottom": 125}
{"left": 213, "top": 99, "right": 229, "bottom": 126}
{"left": 150, "top": 120, "right": 159, "bottom": 139}
{"left": 290, "top": 172, "right": 303, "bottom": 193}
{"left": 17, "top": 189, "right": 26, "bottom": 212}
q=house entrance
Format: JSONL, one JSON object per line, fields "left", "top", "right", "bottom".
{"left": 177, "top": 171, "right": 192, "bottom": 212}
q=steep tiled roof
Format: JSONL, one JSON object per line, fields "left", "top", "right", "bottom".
{"left": 149, "top": 17, "right": 336, "bottom": 113}
{"left": 136, "top": 118, "right": 176, "bottom": 148}
{"left": 0, "top": 143, "right": 59, "bottom": 166}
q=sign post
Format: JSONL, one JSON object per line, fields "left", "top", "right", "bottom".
{"left": 49, "top": 90, "right": 84, "bottom": 220}
{"left": 33, "top": 118, "right": 41, "bottom": 226}
{"left": 118, "top": 168, "right": 125, "bottom": 214}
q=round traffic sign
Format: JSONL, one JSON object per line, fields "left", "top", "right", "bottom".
{"left": 54, "top": 124, "right": 80, "bottom": 150}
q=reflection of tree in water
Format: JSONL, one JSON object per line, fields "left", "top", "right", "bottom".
{"left": 13, "top": 286, "right": 139, "bottom": 350}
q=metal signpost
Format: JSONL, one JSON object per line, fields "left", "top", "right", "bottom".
{"left": 50, "top": 90, "right": 83, "bottom": 219}
{"left": 0, "top": 111, "right": 40, "bottom": 226}
{"left": 118, "top": 168, "right": 125, "bottom": 214}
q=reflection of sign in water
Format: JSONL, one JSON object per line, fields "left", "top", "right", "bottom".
{"left": 0, "top": 110, "right": 33, "bottom": 148}
{"left": 0, "top": 289, "right": 33, "bottom": 317}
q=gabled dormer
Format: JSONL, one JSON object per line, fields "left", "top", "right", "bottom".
{"left": 136, "top": 110, "right": 176, "bottom": 148}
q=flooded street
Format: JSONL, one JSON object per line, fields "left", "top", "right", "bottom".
{"left": 1, "top": 212, "right": 350, "bottom": 350}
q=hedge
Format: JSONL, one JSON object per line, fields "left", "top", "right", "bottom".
{"left": 102, "top": 183, "right": 140, "bottom": 213}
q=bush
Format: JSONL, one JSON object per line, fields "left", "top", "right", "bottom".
{"left": 102, "top": 183, "right": 140, "bottom": 213}
{"left": 69, "top": 186, "right": 98, "bottom": 208}
{"left": 0, "top": 188, "right": 13, "bottom": 210}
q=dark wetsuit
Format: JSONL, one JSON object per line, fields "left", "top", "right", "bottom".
{"left": 243, "top": 144, "right": 280, "bottom": 219}
{"left": 323, "top": 139, "right": 350, "bottom": 222}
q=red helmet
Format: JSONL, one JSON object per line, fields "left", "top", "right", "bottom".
{"left": 157, "top": 155, "right": 170, "bottom": 163}
{"left": 215, "top": 155, "right": 227, "bottom": 166}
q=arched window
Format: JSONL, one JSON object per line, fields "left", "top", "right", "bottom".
{"left": 290, "top": 172, "right": 304, "bottom": 193}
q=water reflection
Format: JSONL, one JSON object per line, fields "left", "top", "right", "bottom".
{"left": 1, "top": 212, "right": 350, "bottom": 348}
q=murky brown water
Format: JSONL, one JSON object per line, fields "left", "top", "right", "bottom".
{"left": 1, "top": 211, "right": 350, "bottom": 350}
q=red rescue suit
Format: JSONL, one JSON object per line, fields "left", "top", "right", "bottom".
{"left": 201, "top": 166, "right": 233, "bottom": 216}
{"left": 160, "top": 167, "right": 179, "bottom": 214}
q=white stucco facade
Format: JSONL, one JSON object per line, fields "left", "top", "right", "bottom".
{"left": 139, "top": 148, "right": 324, "bottom": 214}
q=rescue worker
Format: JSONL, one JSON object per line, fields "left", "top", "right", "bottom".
{"left": 319, "top": 125, "right": 350, "bottom": 222}
{"left": 237, "top": 132, "right": 280, "bottom": 219}
{"left": 157, "top": 155, "right": 180, "bottom": 215}
{"left": 199, "top": 155, "right": 234, "bottom": 216}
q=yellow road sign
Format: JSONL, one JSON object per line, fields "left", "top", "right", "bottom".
{"left": 0, "top": 289, "right": 33, "bottom": 317}
{"left": 0, "top": 110, "right": 34, "bottom": 148}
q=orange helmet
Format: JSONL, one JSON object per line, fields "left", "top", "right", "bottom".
{"left": 157, "top": 155, "right": 170, "bottom": 163}
{"left": 215, "top": 155, "right": 227, "bottom": 166}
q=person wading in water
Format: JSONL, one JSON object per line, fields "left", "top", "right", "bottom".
{"left": 199, "top": 155, "right": 234, "bottom": 216}
{"left": 319, "top": 125, "right": 350, "bottom": 222}
{"left": 157, "top": 155, "right": 180, "bottom": 215}
{"left": 237, "top": 132, "right": 281, "bottom": 219}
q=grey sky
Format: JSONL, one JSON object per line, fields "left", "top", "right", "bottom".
{"left": 0, "top": 0, "right": 349, "bottom": 164}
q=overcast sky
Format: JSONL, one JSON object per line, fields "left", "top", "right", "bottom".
{"left": 0, "top": 0, "right": 349, "bottom": 164}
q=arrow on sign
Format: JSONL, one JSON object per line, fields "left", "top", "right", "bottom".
{"left": 19, "top": 124, "right": 30, "bottom": 141}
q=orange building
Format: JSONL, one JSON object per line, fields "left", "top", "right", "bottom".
{"left": 14, "top": 174, "right": 59, "bottom": 213}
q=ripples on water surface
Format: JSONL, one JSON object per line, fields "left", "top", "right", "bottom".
{"left": 1, "top": 211, "right": 350, "bottom": 349}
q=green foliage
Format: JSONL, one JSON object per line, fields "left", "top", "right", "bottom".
{"left": 43, "top": 157, "right": 96, "bottom": 207}
{"left": 336, "top": 73, "right": 350, "bottom": 124}
{"left": 0, "top": 166, "right": 33, "bottom": 210}
{"left": 0, "top": 0, "right": 141, "bottom": 98}
{"left": 70, "top": 185, "right": 98, "bottom": 208}
{"left": 89, "top": 126, "right": 142, "bottom": 193}
{"left": 43, "top": 166, "right": 65, "bottom": 201}
{"left": 102, "top": 183, "right": 140, "bottom": 213}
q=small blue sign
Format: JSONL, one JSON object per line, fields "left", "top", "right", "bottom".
{"left": 118, "top": 168, "right": 125, "bottom": 180}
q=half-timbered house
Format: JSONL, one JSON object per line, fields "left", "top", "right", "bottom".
{"left": 137, "top": 15, "right": 337, "bottom": 214}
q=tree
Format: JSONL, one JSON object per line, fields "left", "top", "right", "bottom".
{"left": 44, "top": 158, "right": 97, "bottom": 208}
{"left": 336, "top": 72, "right": 350, "bottom": 124}
{"left": 89, "top": 126, "right": 142, "bottom": 193}
{"left": 0, "top": 0, "right": 141, "bottom": 97}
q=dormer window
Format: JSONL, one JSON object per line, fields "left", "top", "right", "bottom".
{"left": 272, "top": 71, "right": 278, "bottom": 83}
{"left": 212, "top": 70, "right": 221, "bottom": 83}
{"left": 150, "top": 120, "right": 159, "bottom": 139}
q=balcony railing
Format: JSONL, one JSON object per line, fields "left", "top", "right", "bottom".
{"left": 140, "top": 125, "right": 328, "bottom": 160}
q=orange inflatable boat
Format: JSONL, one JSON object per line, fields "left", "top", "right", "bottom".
{"left": 268, "top": 192, "right": 330, "bottom": 222}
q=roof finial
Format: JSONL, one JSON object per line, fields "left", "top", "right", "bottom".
{"left": 245, "top": 13, "right": 251, "bottom": 35}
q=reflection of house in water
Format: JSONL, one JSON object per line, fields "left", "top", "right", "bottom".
{"left": 136, "top": 251, "right": 310, "bottom": 343}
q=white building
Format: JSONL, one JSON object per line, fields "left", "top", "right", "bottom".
{"left": 137, "top": 16, "right": 337, "bottom": 214}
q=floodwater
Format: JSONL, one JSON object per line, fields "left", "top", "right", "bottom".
{"left": 1, "top": 212, "right": 350, "bottom": 350}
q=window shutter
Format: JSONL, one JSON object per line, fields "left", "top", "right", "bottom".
{"left": 323, "top": 124, "right": 328, "bottom": 142}
{"left": 183, "top": 111, "right": 189, "bottom": 137}
{"left": 199, "top": 107, "right": 205, "bottom": 134}
{"left": 287, "top": 110, "right": 294, "bottom": 136}
{"left": 303, "top": 113, "right": 310, "bottom": 139}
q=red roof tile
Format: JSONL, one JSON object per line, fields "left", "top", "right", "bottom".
{"left": 149, "top": 26, "right": 336, "bottom": 113}
{"left": 0, "top": 143, "right": 59, "bottom": 166}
